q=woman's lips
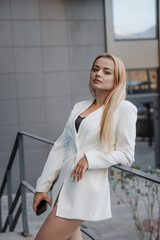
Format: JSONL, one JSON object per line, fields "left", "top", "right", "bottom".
{"left": 93, "top": 79, "right": 102, "bottom": 83}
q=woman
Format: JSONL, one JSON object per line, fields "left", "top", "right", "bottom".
{"left": 33, "top": 53, "right": 137, "bottom": 240}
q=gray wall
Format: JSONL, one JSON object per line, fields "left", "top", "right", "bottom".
{"left": 0, "top": 0, "right": 105, "bottom": 190}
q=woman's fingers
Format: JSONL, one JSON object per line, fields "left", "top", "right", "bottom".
{"left": 77, "top": 167, "right": 83, "bottom": 182}
{"left": 70, "top": 166, "right": 85, "bottom": 182}
{"left": 80, "top": 168, "right": 85, "bottom": 180}
{"left": 33, "top": 198, "right": 41, "bottom": 212}
{"left": 33, "top": 192, "right": 50, "bottom": 211}
{"left": 70, "top": 165, "right": 76, "bottom": 178}
{"left": 73, "top": 168, "right": 78, "bottom": 182}
{"left": 70, "top": 165, "right": 79, "bottom": 181}
{"left": 70, "top": 156, "right": 88, "bottom": 182}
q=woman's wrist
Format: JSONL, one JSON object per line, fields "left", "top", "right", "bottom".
{"left": 84, "top": 154, "right": 89, "bottom": 169}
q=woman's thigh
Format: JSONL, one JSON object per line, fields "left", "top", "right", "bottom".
{"left": 66, "top": 226, "right": 82, "bottom": 240}
{"left": 35, "top": 204, "right": 84, "bottom": 240}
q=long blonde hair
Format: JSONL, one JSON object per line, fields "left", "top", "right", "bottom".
{"left": 89, "top": 53, "right": 127, "bottom": 153}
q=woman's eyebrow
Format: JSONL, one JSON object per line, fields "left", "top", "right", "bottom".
{"left": 93, "top": 65, "right": 113, "bottom": 72}
{"left": 104, "top": 67, "right": 113, "bottom": 72}
{"left": 93, "top": 65, "right": 99, "bottom": 68}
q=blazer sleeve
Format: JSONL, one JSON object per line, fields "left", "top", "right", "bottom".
{"left": 84, "top": 102, "right": 138, "bottom": 169}
{"left": 35, "top": 102, "right": 79, "bottom": 192}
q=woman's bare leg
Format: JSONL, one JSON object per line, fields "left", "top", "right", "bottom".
{"left": 34, "top": 204, "right": 84, "bottom": 240}
{"left": 66, "top": 226, "right": 82, "bottom": 240}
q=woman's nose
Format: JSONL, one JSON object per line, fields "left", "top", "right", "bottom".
{"left": 96, "top": 69, "right": 102, "bottom": 77}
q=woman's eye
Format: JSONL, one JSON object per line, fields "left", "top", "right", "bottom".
{"left": 92, "top": 68, "right": 98, "bottom": 72}
{"left": 105, "top": 71, "right": 110, "bottom": 74}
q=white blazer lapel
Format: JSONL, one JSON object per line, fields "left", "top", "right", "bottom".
{"left": 77, "top": 105, "right": 104, "bottom": 140}
{"left": 71, "top": 99, "right": 95, "bottom": 149}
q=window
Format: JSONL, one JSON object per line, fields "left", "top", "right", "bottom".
{"left": 126, "top": 68, "right": 158, "bottom": 94}
{"left": 112, "top": 0, "right": 157, "bottom": 40}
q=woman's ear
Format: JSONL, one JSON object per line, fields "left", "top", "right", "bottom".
{"left": 113, "top": 80, "right": 118, "bottom": 88}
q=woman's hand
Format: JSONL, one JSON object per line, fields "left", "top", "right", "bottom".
{"left": 33, "top": 192, "right": 50, "bottom": 212}
{"left": 70, "top": 155, "right": 89, "bottom": 182}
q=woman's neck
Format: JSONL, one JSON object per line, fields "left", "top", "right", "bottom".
{"left": 94, "top": 93, "right": 109, "bottom": 107}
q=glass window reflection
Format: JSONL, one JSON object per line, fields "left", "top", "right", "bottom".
{"left": 112, "top": 0, "right": 157, "bottom": 40}
{"left": 126, "top": 69, "right": 158, "bottom": 94}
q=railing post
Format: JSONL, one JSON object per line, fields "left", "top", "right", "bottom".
{"left": 18, "top": 133, "right": 29, "bottom": 236}
{"left": 0, "top": 199, "right": 2, "bottom": 232}
{"left": 7, "top": 169, "right": 13, "bottom": 231}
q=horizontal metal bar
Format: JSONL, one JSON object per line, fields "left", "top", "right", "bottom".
{"left": 21, "top": 181, "right": 36, "bottom": 194}
{"left": 0, "top": 133, "right": 19, "bottom": 198}
{"left": 113, "top": 165, "right": 160, "bottom": 184}
{"left": 80, "top": 225, "right": 104, "bottom": 240}
{"left": 18, "top": 131, "right": 55, "bottom": 145}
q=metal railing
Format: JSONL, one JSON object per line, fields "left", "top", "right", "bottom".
{"left": 0, "top": 131, "right": 160, "bottom": 239}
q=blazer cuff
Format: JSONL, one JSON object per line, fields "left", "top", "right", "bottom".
{"left": 35, "top": 185, "right": 50, "bottom": 193}
{"left": 35, "top": 179, "right": 52, "bottom": 193}
{"left": 35, "top": 188, "right": 48, "bottom": 193}
{"left": 84, "top": 148, "right": 134, "bottom": 169}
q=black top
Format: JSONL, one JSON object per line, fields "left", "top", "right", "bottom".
{"left": 75, "top": 115, "right": 86, "bottom": 133}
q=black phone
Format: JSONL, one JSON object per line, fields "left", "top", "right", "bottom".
{"left": 36, "top": 200, "right": 47, "bottom": 216}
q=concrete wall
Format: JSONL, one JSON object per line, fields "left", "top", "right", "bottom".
{"left": 0, "top": 0, "right": 105, "bottom": 190}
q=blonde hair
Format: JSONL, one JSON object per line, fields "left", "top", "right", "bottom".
{"left": 89, "top": 53, "right": 127, "bottom": 153}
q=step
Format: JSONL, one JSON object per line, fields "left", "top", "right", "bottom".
{"left": 0, "top": 231, "right": 92, "bottom": 240}
{"left": 0, "top": 232, "right": 35, "bottom": 240}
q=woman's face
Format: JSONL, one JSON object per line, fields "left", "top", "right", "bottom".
{"left": 90, "top": 57, "right": 115, "bottom": 94}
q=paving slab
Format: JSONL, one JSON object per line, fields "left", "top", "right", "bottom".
{"left": 0, "top": 232, "right": 34, "bottom": 240}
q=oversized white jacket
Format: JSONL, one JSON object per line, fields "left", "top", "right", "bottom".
{"left": 36, "top": 98, "right": 138, "bottom": 221}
